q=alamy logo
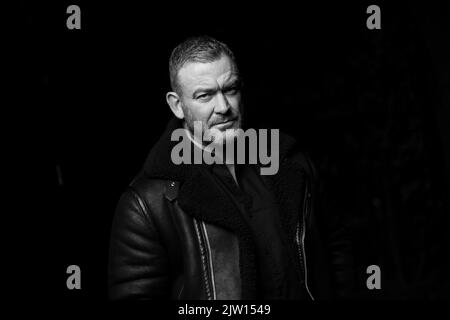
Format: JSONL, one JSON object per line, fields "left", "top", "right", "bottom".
{"left": 66, "top": 265, "right": 81, "bottom": 290}
{"left": 170, "top": 121, "right": 279, "bottom": 175}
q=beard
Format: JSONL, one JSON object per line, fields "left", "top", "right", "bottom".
{"left": 182, "top": 103, "right": 243, "bottom": 146}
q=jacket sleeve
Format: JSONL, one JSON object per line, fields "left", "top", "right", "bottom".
{"left": 302, "top": 152, "right": 355, "bottom": 299}
{"left": 310, "top": 160, "right": 356, "bottom": 299}
{"left": 108, "top": 187, "right": 171, "bottom": 300}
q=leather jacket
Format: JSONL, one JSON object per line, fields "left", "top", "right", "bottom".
{"left": 108, "top": 118, "right": 354, "bottom": 300}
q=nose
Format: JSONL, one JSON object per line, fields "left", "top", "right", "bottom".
{"left": 214, "top": 92, "right": 230, "bottom": 114}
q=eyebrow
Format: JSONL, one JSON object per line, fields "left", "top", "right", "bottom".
{"left": 192, "top": 87, "right": 217, "bottom": 98}
{"left": 192, "top": 77, "right": 241, "bottom": 98}
{"left": 222, "top": 78, "right": 241, "bottom": 90}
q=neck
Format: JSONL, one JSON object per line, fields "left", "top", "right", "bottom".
{"left": 184, "top": 122, "right": 238, "bottom": 184}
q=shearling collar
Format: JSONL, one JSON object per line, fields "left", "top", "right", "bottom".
{"left": 142, "top": 117, "right": 309, "bottom": 299}
{"left": 143, "top": 117, "right": 299, "bottom": 180}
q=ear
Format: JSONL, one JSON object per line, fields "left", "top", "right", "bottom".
{"left": 166, "top": 91, "right": 184, "bottom": 119}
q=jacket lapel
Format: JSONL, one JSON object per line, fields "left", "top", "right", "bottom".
{"left": 263, "top": 156, "right": 307, "bottom": 243}
{"left": 143, "top": 118, "right": 257, "bottom": 235}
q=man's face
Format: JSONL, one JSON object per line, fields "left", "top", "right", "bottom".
{"left": 177, "top": 54, "right": 242, "bottom": 144}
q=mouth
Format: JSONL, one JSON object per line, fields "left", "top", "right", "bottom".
{"left": 213, "top": 118, "right": 237, "bottom": 129}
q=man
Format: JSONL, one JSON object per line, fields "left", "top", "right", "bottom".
{"left": 108, "top": 36, "right": 353, "bottom": 300}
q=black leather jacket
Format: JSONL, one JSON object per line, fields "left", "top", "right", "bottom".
{"left": 108, "top": 118, "right": 354, "bottom": 300}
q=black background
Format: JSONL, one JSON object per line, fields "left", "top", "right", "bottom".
{"left": 17, "top": 1, "right": 450, "bottom": 301}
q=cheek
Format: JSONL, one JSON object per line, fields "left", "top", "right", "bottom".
{"left": 188, "top": 101, "right": 215, "bottom": 121}
{"left": 229, "top": 95, "right": 242, "bottom": 112}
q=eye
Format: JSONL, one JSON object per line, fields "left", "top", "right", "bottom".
{"left": 196, "top": 93, "right": 210, "bottom": 101}
{"left": 224, "top": 87, "right": 239, "bottom": 95}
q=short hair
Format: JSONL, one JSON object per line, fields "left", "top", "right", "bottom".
{"left": 169, "top": 35, "right": 238, "bottom": 95}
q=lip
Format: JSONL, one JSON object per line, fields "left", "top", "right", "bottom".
{"left": 214, "top": 119, "right": 235, "bottom": 129}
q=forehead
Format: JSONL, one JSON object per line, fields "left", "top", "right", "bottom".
{"left": 177, "top": 55, "right": 238, "bottom": 91}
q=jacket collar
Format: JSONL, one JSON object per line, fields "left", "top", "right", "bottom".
{"left": 142, "top": 117, "right": 308, "bottom": 298}
{"left": 143, "top": 117, "right": 299, "bottom": 180}
{"left": 142, "top": 117, "right": 308, "bottom": 237}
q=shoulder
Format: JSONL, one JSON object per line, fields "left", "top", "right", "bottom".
{"left": 112, "top": 172, "right": 180, "bottom": 237}
{"left": 288, "top": 151, "right": 317, "bottom": 183}
{"left": 279, "top": 130, "right": 317, "bottom": 182}
{"left": 129, "top": 171, "right": 180, "bottom": 203}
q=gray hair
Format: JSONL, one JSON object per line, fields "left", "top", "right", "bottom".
{"left": 169, "top": 35, "right": 238, "bottom": 95}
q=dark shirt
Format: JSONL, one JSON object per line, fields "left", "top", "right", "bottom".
{"left": 206, "top": 163, "right": 305, "bottom": 299}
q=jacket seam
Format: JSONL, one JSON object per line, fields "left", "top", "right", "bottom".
{"left": 127, "top": 186, "right": 164, "bottom": 240}
{"left": 300, "top": 180, "right": 315, "bottom": 300}
{"left": 201, "top": 222, "right": 217, "bottom": 300}
{"left": 193, "top": 218, "right": 212, "bottom": 300}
